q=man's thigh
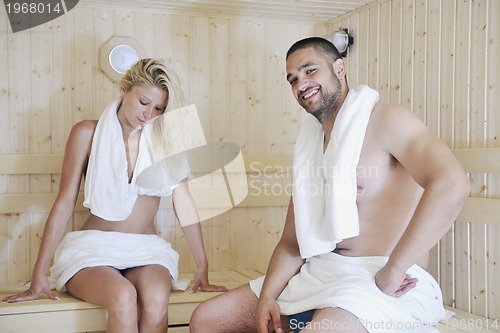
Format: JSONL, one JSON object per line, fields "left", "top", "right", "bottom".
{"left": 300, "top": 307, "right": 368, "bottom": 333}
{"left": 190, "top": 284, "right": 290, "bottom": 333}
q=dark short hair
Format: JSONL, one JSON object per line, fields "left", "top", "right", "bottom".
{"left": 286, "top": 37, "right": 342, "bottom": 63}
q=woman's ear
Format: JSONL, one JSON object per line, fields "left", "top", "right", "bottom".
{"left": 119, "top": 86, "right": 126, "bottom": 98}
{"left": 332, "top": 58, "right": 346, "bottom": 80}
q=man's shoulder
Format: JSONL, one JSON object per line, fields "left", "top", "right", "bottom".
{"left": 370, "top": 103, "right": 426, "bottom": 130}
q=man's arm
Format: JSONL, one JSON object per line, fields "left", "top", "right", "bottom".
{"left": 375, "top": 105, "right": 470, "bottom": 296}
{"left": 256, "top": 197, "right": 305, "bottom": 332}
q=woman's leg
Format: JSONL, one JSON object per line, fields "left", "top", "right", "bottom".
{"left": 66, "top": 266, "right": 139, "bottom": 333}
{"left": 123, "top": 264, "right": 172, "bottom": 333}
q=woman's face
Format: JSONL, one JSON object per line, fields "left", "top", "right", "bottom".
{"left": 118, "top": 84, "right": 168, "bottom": 130}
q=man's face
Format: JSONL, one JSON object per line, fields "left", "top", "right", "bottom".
{"left": 286, "top": 47, "right": 341, "bottom": 122}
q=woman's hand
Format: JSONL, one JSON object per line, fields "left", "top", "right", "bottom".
{"left": 190, "top": 265, "right": 228, "bottom": 294}
{"left": 2, "top": 275, "right": 59, "bottom": 303}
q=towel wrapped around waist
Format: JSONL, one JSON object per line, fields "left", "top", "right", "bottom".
{"left": 249, "top": 252, "right": 449, "bottom": 332}
{"left": 50, "top": 230, "right": 183, "bottom": 292}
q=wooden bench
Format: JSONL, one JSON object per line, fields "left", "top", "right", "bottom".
{"left": 0, "top": 270, "right": 263, "bottom": 333}
{"left": 1, "top": 151, "right": 500, "bottom": 332}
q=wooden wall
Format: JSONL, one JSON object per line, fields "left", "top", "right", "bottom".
{"left": 1, "top": 0, "right": 499, "bottom": 322}
{"left": 325, "top": 0, "right": 500, "bottom": 321}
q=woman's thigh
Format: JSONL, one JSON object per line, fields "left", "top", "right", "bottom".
{"left": 122, "top": 264, "right": 172, "bottom": 303}
{"left": 66, "top": 266, "right": 137, "bottom": 308}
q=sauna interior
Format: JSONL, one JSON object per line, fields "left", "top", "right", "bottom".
{"left": 1, "top": 0, "right": 499, "bottom": 329}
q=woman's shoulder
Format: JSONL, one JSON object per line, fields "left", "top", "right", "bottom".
{"left": 66, "top": 120, "right": 98, "bottom": 154}
{"left": 69, "top": 120, "right": 98, "bottom": 140}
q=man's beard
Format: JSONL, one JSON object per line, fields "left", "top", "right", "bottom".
{"left": 308, "top": 86, "right": 341, "bottom": 123}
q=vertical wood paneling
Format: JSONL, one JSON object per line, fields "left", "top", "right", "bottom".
{"left": 487, "top": 0, "right": 500, "bottom": 320}
{"left": 209, "top": 18, "right": 231, "bottom": 271}
{"left": 425, "top": 0, "right": 441, "bottom": 281}
{"left": 73, "top": 8, "right": 94, "bottom": 122}
{"left": 389, "top": 0, "right": 402, "bottom": 104}
{"left": 378, "top": 1, "right": 391, "bottom": 103}
{"left": 347, "top": 13, "right": 359, "bottom": 88}
{"left": 229, "top": 19, "right": 249, "bottom": 271}
{"left": 438, "top": 0, "right": 457, "bottom": 306}
{"left": 454, "top": 0, "right": 472, "bottom": 312}
{"left": 172, "top": 15, "right": 195, "bottom": 273}
{"left": 0, "top": 10, "right": 8, "bottom": 284}
{"left": 400, "top": 0, "right": 414, "bottom": 111}
{"left": 94, "top": 9, "right": 116, "bottom": 118}
{"left": 51, "top": 12, "right": 74, "bottom": 157}
{"left": 413, "top": 0, "right": 426, "bottom": 122}
{"left": 469, "top": 0, "right": 488, "bottom": 317}
{"left": 357, "top": 10, "right": 369, "bottom": 85}
{"left": 368, "top": 6, "right": 379, "bottom": 90}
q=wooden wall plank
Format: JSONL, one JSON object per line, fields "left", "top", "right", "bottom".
{"left": 378, "top": 1, "right": 391, "bottom": 103}
{"left": 400, "top": 0, "right": 414, "bottom": 111}
{"left": 367, "top": 5, "right": 379, "bottom": 90}
{"left": 487, "top": 0, "right": 500, "bottom": 320}
{"left": 454, "top": 0, "right": 472, "bottom": 312}
{"left": 389, "top": 0, "right": 402, "bottom": 104}
{"left": 438, "top": 0, "right": 457, "bottom": 306}
{"left": 469, "top": 0, "right": 489, "bottom": 316}
{"left": 94, "top": 9, "right": 116, "bottom": 121}
{"left": 347, "top": 12, "right": 360, "bottom": 89}
{"left": 425, "top": 0, "right": 441, "bottom": 280}
{"left": 413, "top": 0, "right": 426, "bottom": 122}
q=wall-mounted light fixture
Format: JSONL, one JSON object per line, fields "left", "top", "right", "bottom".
{"left": 324, "top": 29, "right": 354, "bottom": 57}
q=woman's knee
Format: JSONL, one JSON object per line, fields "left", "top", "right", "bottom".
{"left": 106, "top": 282, "right": 138, "bottom": 316}
{"left": 138, "top": 283, "right": 171, "bottom": 324}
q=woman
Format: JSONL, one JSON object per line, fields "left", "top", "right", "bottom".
{"left": 3, "top": 58, "right": 226, "bottom": 333}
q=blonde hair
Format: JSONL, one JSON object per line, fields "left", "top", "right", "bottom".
{"left": 120, "top": 58, "right": 187, "bottom": 158}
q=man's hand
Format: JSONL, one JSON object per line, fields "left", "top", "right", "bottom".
{"left": 375, "top": 265, "right": 418, "bottom": 297}
{"left": 256, "top": 298, "right": 284, "bottom": 333}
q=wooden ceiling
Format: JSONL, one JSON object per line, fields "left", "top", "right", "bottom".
{"left": 80, "top": 0, "right": 377, "bottom": 23}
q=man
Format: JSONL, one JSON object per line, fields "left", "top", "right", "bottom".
{"left": 190, "top": 37, "right": 470, "bottom": 332}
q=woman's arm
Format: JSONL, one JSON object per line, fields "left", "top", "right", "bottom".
{"left": 172, "top": 180, "right": 227, "bottom": 293}
{"left": 2, "top": 121, "right": 96, "bottom": 303}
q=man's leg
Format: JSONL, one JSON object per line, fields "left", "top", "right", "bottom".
{"left": 190, "top": 284, "right": 290, "bottom": 333}
{"left": 300, "top": 308, "right": 368, "bottom": 333}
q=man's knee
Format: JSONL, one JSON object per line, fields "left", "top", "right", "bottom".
{"left": 190, "top": 284, "right": 258, "bottom": 333}
{"left": 190, "top": 299, "right": 213, "bottom": 332}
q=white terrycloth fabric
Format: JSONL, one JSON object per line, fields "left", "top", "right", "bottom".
{"left": 83, "top": 99, "right": 193, "bottom": 221}
{"left": 293, "top": 85, "right": 379, "bottom": 258}
{"left": 249, "top": 252, "right": 449, "bottom": 333}
{"left": 50, "top": 230, "right": 189, "bottom": 292}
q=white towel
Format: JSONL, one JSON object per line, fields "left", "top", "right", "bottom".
{"left": 49, "top": 230, "right": 189, "bottom": 292}
{"left": 83, "top": 100, "right": 197, "bottom": 221}
{"left": 249, "top": 252, "right": 450, "bottom": 333}
{"left": 293, "top": 85, "right": 379, "bottom": 258}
